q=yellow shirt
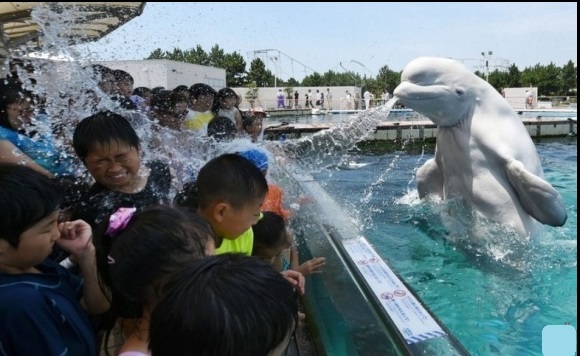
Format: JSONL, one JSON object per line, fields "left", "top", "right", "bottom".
{"left": 215, "top": 213, "right": 262, "bottom": 256}
{"left": 216, "top": 228, "right": 254, "bottom": 256}
{"left": 183, "top": 111, "right": 214, "bottom": 133}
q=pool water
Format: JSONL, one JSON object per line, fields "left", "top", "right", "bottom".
{"left": 308, "top": 137, "right": 577, "bottom": 355}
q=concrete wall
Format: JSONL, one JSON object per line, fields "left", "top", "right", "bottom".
{"left": 504, "top": 87, "right": 538, "bottom": 110}
{"left": 94, "top": 59, "right": 226, "bottom": 91}
{"left": 231, "top": 86, "right": 363, "bottom": 110}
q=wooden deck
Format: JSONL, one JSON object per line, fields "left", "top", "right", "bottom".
{"left": 263, "top": 118, "right": 577, "bottom": 141}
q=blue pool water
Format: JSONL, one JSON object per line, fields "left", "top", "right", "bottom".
{"left": 306, "top": 137, "right": 577, "bottom": 355}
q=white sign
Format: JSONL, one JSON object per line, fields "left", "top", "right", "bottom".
{"left": 343, "top": 237, "right": 446, "bottom": 344}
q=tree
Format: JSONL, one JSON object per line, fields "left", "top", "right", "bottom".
{"left": 223, "top": 52, "right": 247, "bottom": 87}
{"left": 560, "top": 60, "right": 577, "bottom": 95}
{"left": 537, "top": 62, "right": 561, "bottom": 95}
{"left": 147, "top": 48, "right": 165, "bottom": 60}
{"left": 247, "top": 58, "right": 275, "bottom": 87}
{"left": 506, "top": 64, "right": 522, "bottom": 88}
{"left": 376, "top": 65, "right": 400, "bottom": 94}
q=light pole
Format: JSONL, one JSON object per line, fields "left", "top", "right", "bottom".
{"left": 481, "top": 51, "right": 492, "bottom": 82}
{"left": 269, "top": 56, "right": 278, "bottom": 87}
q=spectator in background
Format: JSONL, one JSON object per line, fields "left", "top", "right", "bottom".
{"left": 276, "top": 89, "right": 285, "bottom": 109}
{"left": 294, "top": 90, "right": 299, "bottom": 108}
{"left": 525, "top": 90, "right": 534, "bottom": 109}
{"left": 326, "top": 88, "right": 333, "bottom": 110}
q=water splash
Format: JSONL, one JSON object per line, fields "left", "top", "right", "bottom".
{"left": 267, "top": 100, "right": 398, "bottom": 172}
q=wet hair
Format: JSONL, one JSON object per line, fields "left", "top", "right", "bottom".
{"left": 150, "top": 90, "right": 173, "bottom": 112}
{"left": 188, "top": 83, "right": 216, "bottom": 99}
{"left": 195, "top": 153, "right": 268, "bottom": 210}
{"left": 173, "top": 85, "right": 189, "bottom": 94}
{"left": 207, "top": 116, "right": 236, "bottom": 141}
{"left": 151, "top": 86, "right": 165, "bottom": 95}
{"left": 0, "top": 164, "right": 63, "bottom": 248}
{"left": 241, "top": 112, "right": 256, "bottom": 131}
{"left": 173, "top": 180, "right": 199, "bottom": 211}
{"left": 113, "top": 69, "right": 134, "bottom": 84}
{"left": 149, "top": 254, "right": 298, "bottom": 356}
{"left": 72, "top": 111, "right": 140, "bottom": 162}
{"left": 89, "top": 64, "right": 114, "bottom": 81}
{"left": 94, "top": 205, "right": 215, "bottom": 334}
{"left": 151, "top": 90, "right": 188, "bottom": 114}
{"left": 132, "top": 87, "right": 151, "bottom": 98}
{"left": 211, "top": 87, "right": 239, "bottom": 115}
{"left": 252, "top": 211, "right": 288, "bottom": 258}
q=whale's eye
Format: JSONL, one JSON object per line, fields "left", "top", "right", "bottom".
{"left": 455, "top": 88, "right": 465, "bottom": 96}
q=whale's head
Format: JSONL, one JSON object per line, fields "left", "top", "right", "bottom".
{"left": 394, "top": 57, "right": 489, "bottom": 127}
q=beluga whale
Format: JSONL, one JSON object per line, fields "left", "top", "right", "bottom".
{"left": 393, "top": 57, "right": 567, "bottom": 240}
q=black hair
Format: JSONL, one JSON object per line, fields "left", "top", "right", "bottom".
{"left": 195, "top": 153, "right": 268, "bottom": 210}
{"left": 211, "top": 87, "right": 239, "bottom": 116}
{"left": 94, "top": 205, "right": 215, "bottom": 336}
{"left": 173, "top": 180, "right": 199, "bottom": 211}
{"left": 242, "top": 111, "right": 256, "bottom": 130}
{"left": 173, "top": 85, "right": 189, "bottom": 94}
{"left": 151, "top": 89, "right": 188, "bottom": 113}
{"left": 72, "top": 111, "right": 140, "bottom": 162}
{"left": 132, "top": 87, "right": 152, "bottom": 97}
{"left": 112, "top": 69, "right": 134, "bottom": 83}
{"left": 151, "top": 86, "right": 165, "bottom": 95}
{"left": 188, "top": 83, "right": 216, "bottom": 99}
{"left": 149, "top": 254, "right": 298, "bottom": 356}
{"left": 252, "top": 211, "right": 288, "bottom": 258}
{"left": 0, "top": 164, "right": 63, "bottom": 248}
{"left": 89, "top": 64, "right": 114, "bottom": 81}
{"left": 207, "top": 116, "right": 236, "bottom": 141}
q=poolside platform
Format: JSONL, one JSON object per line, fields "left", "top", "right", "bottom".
{"left": 263, "top": 117, "right": 577, "bottom": 141}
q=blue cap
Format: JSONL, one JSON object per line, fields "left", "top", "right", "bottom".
{"left": 238, "top": 149, "right": 269, "bottom": 171}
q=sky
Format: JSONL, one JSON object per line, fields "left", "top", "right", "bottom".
{"left": 73, "top": 2, "right": 576, "bottom": 81}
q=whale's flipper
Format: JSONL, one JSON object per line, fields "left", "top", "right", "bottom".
{"left": 416, "top": 158, "right": 444, "bottom": 199}
{"left": 505, "top": 159, "right": 568, "bottom": 226}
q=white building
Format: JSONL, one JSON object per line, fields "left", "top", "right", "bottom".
{"left": 95, "top": 59, "right": 226, "bottom": 90}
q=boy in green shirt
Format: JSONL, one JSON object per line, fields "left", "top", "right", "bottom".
{"left": 175, "top": 153, "right": 268, "bottom": 255}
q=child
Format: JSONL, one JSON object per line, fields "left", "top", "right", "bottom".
{"left": 212, "top": 87, "right": 243, "bottom": 133}
{"left": 149, "top": 254, "right": 299, "bottom": 356}
{"left": 69, "top": 111, "right": 172, "bottom": 229}
{"left": 182, "top": 83, "right": 216, "bottom": 135}
{"left": 94, "top": 205, "right": 216, "bottom": 356}
{"left": 242, "top": 107, "right": 267, "bottom": 142}
{"left": 0, "top": 163, "right": 109, "bottom": 356}
{"left": 238, "top": 148, "right": 292, "bottom": 220}
{"left": 175, "top": 153, "right": 268, "bottom": 255}
{"left": 0, "top": 82, "right": 76, "bottom": 178}
{"left": 253, "top": 211, "right": 326, "bottom": 276}
{"left": 207, "top": 115, "right": 236, "bottom": 141}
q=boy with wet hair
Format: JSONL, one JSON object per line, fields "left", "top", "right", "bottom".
{"left": 175, "top": 153, "right": 268, "bottom": 255}
{"left": 149, "top": 254, "right": 299, "bottom": 356}
{"left": 70, "top": 111, "right": 171, "bottom": 229}
{"left": 0, "top": 163, "right": 109, "bottom": 356}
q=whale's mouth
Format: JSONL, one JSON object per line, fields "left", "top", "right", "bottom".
{"left": 394, "top": 81, "right": 449, "bottom": 101}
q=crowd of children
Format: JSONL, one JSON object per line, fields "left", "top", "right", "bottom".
{"left": 0, "top": 60, "right": 324, "bottom": 355}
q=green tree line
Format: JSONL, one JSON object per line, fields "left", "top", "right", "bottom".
{"left": 148, "top": 46, "right": 577, "bottom": 97}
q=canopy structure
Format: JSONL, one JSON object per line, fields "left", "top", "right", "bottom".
{"left": 0, "top": 2, "right": 146, "bottom": 57}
